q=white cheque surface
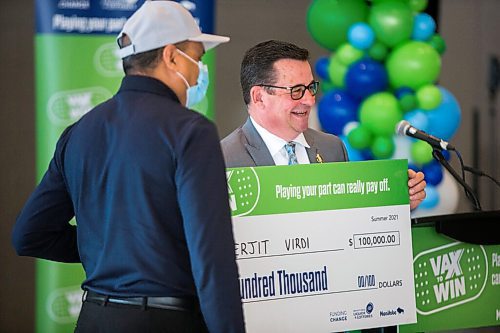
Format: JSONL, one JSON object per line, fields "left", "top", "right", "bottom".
{"left": 233, "top": 204, "right": 417, "bottom": 332}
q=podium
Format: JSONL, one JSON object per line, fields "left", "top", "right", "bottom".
{"left": 399, "top": 210, "right": 500, "bottom": 332}
{"left": 412, "top": 210, "right": 500, "bottom": 245}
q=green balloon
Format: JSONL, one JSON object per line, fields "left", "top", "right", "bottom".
{"left": 428, "top": 34, "right": 447, "bottom": 54}
{"left": 328, "top": 56, "right": 348, "bottom": 88}
{"left": 387, "top": 41, "right": 441, "bottom": 90}
{"left": 408, "top": 0, "right": 428, "bottom": 12}
{"left": 307, "top": 0, "right": 369, "bottom": 51}
{"left": 399, "top": 93, "right": 417, "bottom": 112}
{"left": 360, "top": 92, "right": 403, "bottom": 136}
{"left": 371, "top": 136, "right": 395, "bottom": 159}
{"left": 411, "top": 140, "right": 433, "bottom": 165}
{"left": 373, "top": 0, "right": 408, "bottom": 2}
{"left": 320, "top": 80, "right": 336, "bottom": 93}
{"left": 335, "top": 43, "right": 364, "bottom": 66}
{"left": 369, "top": 1, "right": 414, "bottom": 47}
{"left": 368, "top": 41, "right": 389, "bottom": 61}
{"left": 416, "top": 84, "right": 442, "bottom": 110}
{"left": 347, "top": 125, "right": 373, "bottom": 150}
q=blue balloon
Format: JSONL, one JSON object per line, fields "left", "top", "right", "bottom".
{"left": 340, "top": 135, "right": 364, "bottom": 161}
{"left": 318, "top": 89, "right": 359, "bottom": 135}
{"left": 315, "top": 56, "right": 331, "bottom": 81}
{"left": 419, "top": 184, "right": 439, "bottom": 209}
{"left": 422, "top": 160, "right": 444, "bottom": 185}
{"left": 427, "top": 86, "right": 461, "bottom": 140}
{"left": 408, "top": 163, "right": 422, "bottom": 172}
{"left": 361, "top": 149, "right": 374, "bottom": 161}
{"left": 345, "top": 59, "right": 388, "bottom": 99}
{"left": 348, "top": 23, "right": 375, "bottom": 50}
{"left": 404, "top": 109, "right": 430, "bottom": 132}
{"left": 441, "top": 149, "right": 451, "bottom": 161}
{"left": 412, "top": 13, "right": 436, "bottom": 41}
{"left": 395, "top": 87, "right": 414, "bottom": 99}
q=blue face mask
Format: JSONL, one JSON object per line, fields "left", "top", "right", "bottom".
{"left": 175, "top": 49, "right": 209, "bottom": 108}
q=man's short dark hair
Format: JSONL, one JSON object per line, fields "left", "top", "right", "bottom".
{"left": 117, "top": 34, "right": 189, "bottom": 75}
{"left": 240, "top": 40, "right": 309, "bottom": 105}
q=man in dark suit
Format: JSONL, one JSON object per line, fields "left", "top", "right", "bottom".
{"left": 222, "top": 40, "right": 426, "bottom": 210}
{"left": 12, "top": 2, "right": 245, "bottom": 332}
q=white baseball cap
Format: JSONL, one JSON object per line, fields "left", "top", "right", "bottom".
{"left": 117, "top": 1, "right": 230, "bottom": 59}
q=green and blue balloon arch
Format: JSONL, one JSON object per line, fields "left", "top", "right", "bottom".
{"left": 307, "top": 0, "right": 461, "bottom": 214}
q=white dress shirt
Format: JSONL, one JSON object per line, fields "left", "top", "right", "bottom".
{"left": 250, "top": 117, "right": 311, "bottom": 165}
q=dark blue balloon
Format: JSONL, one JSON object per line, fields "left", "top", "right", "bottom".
{"left": 408, "top": 163, "right": 422, "bottom": 172}
{"left": 422, "top": 160, "right": 444, "bottom": 186}
{"left": 315, "top": 56, "right": 331, "bottom": 81}
{"left": 361, "top": 149, "right": 374, "bottom": 161}
{"left": 345, "top": 59, "right": 388, "bottom": 99}
{"left": 318, "top": 89, "right": 359, "bottom": 136}
{"left": 441, "top": 149, "right": 451, "bottom": 161}
{"left": 395, "top": 87, "right": 414, "bottom": 99}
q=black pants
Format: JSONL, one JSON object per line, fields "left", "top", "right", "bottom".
{"left": 75, "top": 300, "right": 209, "bottom": 333}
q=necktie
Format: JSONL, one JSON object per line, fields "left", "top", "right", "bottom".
{"left": 284, "top": 142, "right": 298, "bottom": 165}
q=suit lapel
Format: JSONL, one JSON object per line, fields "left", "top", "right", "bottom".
{"left": 304, "top": 130, "right": 320, "bottom": 164}
{"left": 240, "top": 120, "right": 327, "bottom": 165}
{"left": 242, "top": 118, "right": 276, "bottom": 166}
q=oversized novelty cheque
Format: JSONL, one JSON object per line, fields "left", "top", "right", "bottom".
{"left": 227, "top": 159, "right": 417, "bottom": 332}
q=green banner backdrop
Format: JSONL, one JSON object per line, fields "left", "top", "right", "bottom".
{"left": 34, "top": 1, "right": 217, "bottom": 331}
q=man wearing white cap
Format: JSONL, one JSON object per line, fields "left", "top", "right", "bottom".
{"left": 12, "top": 1, "right": 245, "bottom": 332}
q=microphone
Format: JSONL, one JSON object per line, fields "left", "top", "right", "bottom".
{"left": 396, "top": 120, "right": 455, "bottom": 151}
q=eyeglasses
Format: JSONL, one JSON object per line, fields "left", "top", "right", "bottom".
{"left": 257, "top": 81, "right": 319, "bottom": 100}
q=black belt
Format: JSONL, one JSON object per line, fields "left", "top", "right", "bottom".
{"left": 83, "top": 290, "right": 197, "bottom": 312}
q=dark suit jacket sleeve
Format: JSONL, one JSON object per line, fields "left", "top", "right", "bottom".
{"left": 175, "top": 117, "right": 245, "bottom": 333}
{"left": 12, "top": 126, "right": 79, "bottom": 262}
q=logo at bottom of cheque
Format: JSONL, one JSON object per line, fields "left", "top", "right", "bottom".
{"left": 329, "top": 310, "right": 348, "bottom": 323}
{"left": 353, "top": 302, "right": 374, "bottom": 320}
{"left": 380, "top": 307, "right": 405, "bottom": 317}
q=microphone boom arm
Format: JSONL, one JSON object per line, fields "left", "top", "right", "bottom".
{"left": 432, "top": 149, "right": 482, "bottom": 211}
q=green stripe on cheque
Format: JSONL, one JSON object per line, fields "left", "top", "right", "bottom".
{"left": 227, "top": 159, "right": 409, "bottom": 217}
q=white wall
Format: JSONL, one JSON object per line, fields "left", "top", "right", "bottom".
{"left": 438, "top": 0, "right": 500, "bottom": 211}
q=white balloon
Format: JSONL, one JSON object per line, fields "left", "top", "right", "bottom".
{"left": 308, "top": 105, "right": 321, "bottom": 131}
{"left": 391, "top": 135, "right": 413, "bottom": 162}
{"left": 411, "top": 168, "right": 460, "bottom": 218}
{"left": 343, "top": 121, "right": 360, "bottom": 136}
